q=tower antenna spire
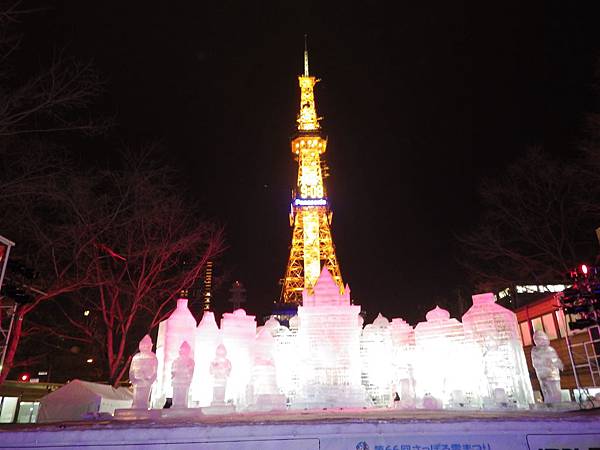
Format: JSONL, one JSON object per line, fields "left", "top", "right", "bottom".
{"left": 304, "top": 34, "right": 309, "bottom": 76}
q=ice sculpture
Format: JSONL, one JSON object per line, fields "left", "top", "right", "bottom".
{"left": 210, "top": 343, "right": 232, "bottom": 405}
{"left": 294, "top": 266, "right": 367, "bottom": 408}
{"left": 220, "top": 308, "right": 256, "bottom": 407}
{"left": 152, "top": 296, "right": 197, "bottom": 408}
{"left": 361, "top": 313, "right": 393, "bottom": 407}
{"left": 191, "top": 311, "right": 221, "bottom": 406}
{"left": 200, "top": 343, "right": 235, "bottom": 415}
{"left": 132, "top": 278, "right": 542, "bottom": 414}
{"left": 389, "top": 318, "right": 416, "bottom": 408}
{"left": 414, "top": 306, "right": 467, "bottom": 407}
{"left": 462, "top": 293, "right": 534, "bottom": 408}
{"left": 171, "top": 341, "right": 194, "bottom": 408}
{"left": 247, "top": 327, "right": 286, "bottom": 411}
{"left": 129, "top": 335, "right": 158, "bottom": 409}
{"left": 531, "top": 329, "right": 564, "bottom": 403}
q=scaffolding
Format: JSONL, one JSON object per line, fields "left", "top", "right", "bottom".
{"left": 564, "top": 325, "right": 600, "bottom": 388}
{"left": 0, "top": 235, "right": 15, "bottom": 374}
{"left": 0, "top": 301, "right": 17, "bottom": 374}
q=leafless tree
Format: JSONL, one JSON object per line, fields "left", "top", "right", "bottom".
{"left": 1, "top": 152, "right": 224, "bottom": 385}
{"left": 0, "top": 2, "right": 108, "bottom": 204}
{"left": 459, "top": 147, "right": 598, "bottom": 292}
{"left": 0, "top": 2, "right": 108, "bottom": 139}
{"left": 0, "top": 4, "right": 223, "bottom": 385}
{"left": 578, "top": 114, "right": 600, "bottom": 222}
{"left": 0, "top": 161, "right": 101, "bottom": 383}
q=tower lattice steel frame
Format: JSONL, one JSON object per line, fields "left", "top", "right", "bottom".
{"left": 280, "top": 40, "right": 344, "bottom": 305}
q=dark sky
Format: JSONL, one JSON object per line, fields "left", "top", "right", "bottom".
{"left": 18, "top": 2, "right": 600, "bottom": 324}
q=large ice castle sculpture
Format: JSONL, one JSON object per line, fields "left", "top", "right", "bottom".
{"left": 148, "top": 269, "right": 534, "bottom": 411}
{"left": 294, "top": 266, "right": 367, "bottom": 408}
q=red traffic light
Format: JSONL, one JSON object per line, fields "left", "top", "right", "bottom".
{"left": 581, "top": 264, "right": 589, "bottom": 275}
{"left": 19, "top": 372, "right": 30, "bottom": 382}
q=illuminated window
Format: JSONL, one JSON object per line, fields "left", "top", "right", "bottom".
{"left": 531, "top": 317, "right": 544, "bottom": 335}
{"left": 541, "top": 313, "right": 558, "bottom": 340}
{"left": 0, "top": 396, "right": 18, "bottom": 423}
{"left": 555, "top": 310, "right": 568, "bottom": 337}
{"left": 519, "top": 322, "right": 532, "bottom": 346}
{"left": 16, "top": 401, "right": 39, "bottom": 423}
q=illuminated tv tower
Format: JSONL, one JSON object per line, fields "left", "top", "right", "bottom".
{"left": 280, "top": 37, "right": 344, "bottom": 305}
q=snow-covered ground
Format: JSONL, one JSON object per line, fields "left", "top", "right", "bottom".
{"left": 1, "top": 407, "right": 600, "bottom": 450}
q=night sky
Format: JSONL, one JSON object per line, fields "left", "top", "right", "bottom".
{"left": 17, "top": 2, "right": 600, "bottom": 324}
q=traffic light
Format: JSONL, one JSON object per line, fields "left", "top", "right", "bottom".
{"left": 560, "top": 263, "right": 600, "bottom": 331}
{"left": 18, "top": 372, "right": 30, "bottom": 383}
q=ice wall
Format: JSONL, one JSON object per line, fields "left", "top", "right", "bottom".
{"left": 152, "top": 297, "right": 196, "bottom": 408}
{"left": 462, "top": 293, "right": 534, "bottom": 408}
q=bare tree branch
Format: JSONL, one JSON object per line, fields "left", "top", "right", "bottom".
{"left": 458, "top": 147, "right": 599, "bottom": 292}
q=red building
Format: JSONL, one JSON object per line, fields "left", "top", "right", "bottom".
{"left": 512, "top": 290, "right": 600, "bottom": 397}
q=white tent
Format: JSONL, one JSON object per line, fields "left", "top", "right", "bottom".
{"left": 37, "top": 379, "right": 132, "bottom": 423}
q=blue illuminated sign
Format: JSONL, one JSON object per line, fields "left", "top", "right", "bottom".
{"left": 294, "top": 198, "right": 327, "bottom": 206}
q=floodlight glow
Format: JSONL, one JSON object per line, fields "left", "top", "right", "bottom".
{"left": 220, "top": 309, "right": 257, "bottom": 408}
{"left": 414, "top": 306, "right": 468, "bottom": 408}
{"left": 361, "top": 313, "right": 394, "bottom": 406}
{"left": 191, "top": 311, "right": 221, "bottom": 407}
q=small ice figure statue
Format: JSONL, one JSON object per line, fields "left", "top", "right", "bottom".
{"left": 210, "top": 343, "right": 232, "bottom": 405}
{"left": 171, "top": 341, "right": 195, "bottom": 408}
{"left": 531, "top": 330, "right": 564, "bottom": 403}
{"left": 129, "top": 335, "right": 158, "bottom": 409}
